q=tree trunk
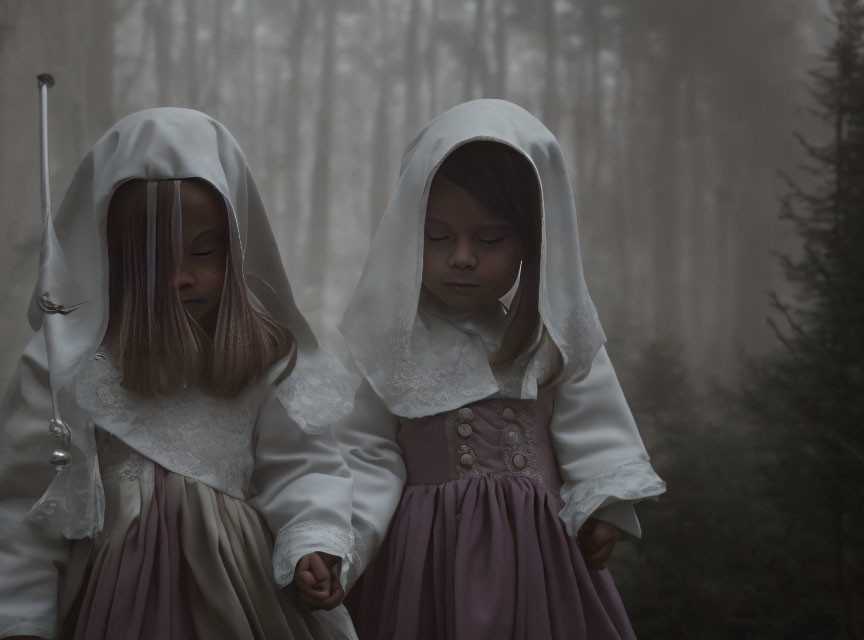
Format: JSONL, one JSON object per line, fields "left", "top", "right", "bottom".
{"left": 462, "top": 0, "right": 487, "bottom": 100}
{"left": 304, "top": 1, "right": 337, "bottom": 298}
{"left": 184, "top": 0, "right": 199, "bottom": 107}
{"left": 284, "top": 0, "right": 310, "bottom": 260}
{"left": 493, "top": 0, "right": 507, "bottom": 97}
{"left": 542, "top": 0, "right": 558, "bottom": 132}
{"left": 424, "top": 0, "right": 439, "bottom": 121}
{"left": 85, "top": 0, "right": 116, "bottom": 139}
{"left": 402, "top": 0, "right": 422, "bottom": 141}
{"left": 368, "top": 0, "right": 393, "bottom": 234}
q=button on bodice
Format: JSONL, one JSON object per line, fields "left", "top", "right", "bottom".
{"left": 397, "top": 389, "right": 562, "bottom": 495}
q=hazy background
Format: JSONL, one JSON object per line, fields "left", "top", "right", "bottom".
{"left": 2, "top": 1, "right": 856, "bottom": 637}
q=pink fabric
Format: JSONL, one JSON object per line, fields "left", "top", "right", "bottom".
{"left": 67, "top": 466, "right": 193, "bottom": 639}
{"left": 347, "top": 396, "right": 637, "bottom": 640}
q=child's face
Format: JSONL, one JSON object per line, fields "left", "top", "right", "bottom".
{"left": 175, "top": 181, "right": 229, "bottom": 332}
{"left": 422, "top": 177, "right": 524, "bottom": 312}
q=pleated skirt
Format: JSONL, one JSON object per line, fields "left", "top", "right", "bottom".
{"left": 347, "top": 474, "right": 636, "bottom": 640}
{"left": 58, "top": 463, "right": 325, "bottom": 640}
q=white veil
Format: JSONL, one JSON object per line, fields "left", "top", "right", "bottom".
{"left": 340, "top": 99, "right": 605, "bottom": 417}
{"left": 9, "top": 108, "right": 355, "bottom": 538}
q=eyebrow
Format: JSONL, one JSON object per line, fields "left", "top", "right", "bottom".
{"left": 190, "top": 227, "right": 224, "bottom": 244}
{"left": 425, "top": 218, "right": 514, "bottom": 231}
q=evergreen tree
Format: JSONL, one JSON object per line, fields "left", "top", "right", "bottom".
{"left": 747, "top": 1, "right": 864, "bottom": 635}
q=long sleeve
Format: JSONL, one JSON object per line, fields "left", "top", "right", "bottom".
{"left": 0, "top": 333, "right": 71, "bottom": 639}
{"left": 549, "top": 346, "right": 665, "bottom": 539}
{"left": 247, "top": 392, "right": 355, "bottom": 589}
{"left": 334, "top": 375, "right": 406, "bottom": 589}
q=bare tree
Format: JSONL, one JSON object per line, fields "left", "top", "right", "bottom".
{"left": 304, "top": 0, "right": 339, "bottom": 296}
{"left": 541, "top": 0, "right": 559, "bottom": 131}
{"left": 462, "top": 0, "right": 488, "bottom": 100}
{"left": 493, "top": 0, "right": 508, "bottom": 97}
{"left": 403, "top": 0, "right": 423, "bottom": 140}
{"left": 368, "top": 0, "right": 394, "bottom": 233}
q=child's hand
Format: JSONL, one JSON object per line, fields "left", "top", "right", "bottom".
{"left": 577, "top": 517, "right": 622, "bottom": 571}
{"left": 293, "top": 551, "right": 344, "bottom": 610}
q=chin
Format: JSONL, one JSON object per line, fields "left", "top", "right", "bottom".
{"left": 440, "top": 295, "right": 490, "bottom": 312}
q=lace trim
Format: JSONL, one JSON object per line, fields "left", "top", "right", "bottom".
{"left": 272, "top": 520, "right": 355, "bottom": 588}
{"left": 24, "top": 391, "right": 105, "bottom": 539}
{"left": 273, "top": 350, "right": 359, "bottom": 435}
{"left": 558, "top": 460, "right": 666, "bottom": 537}
{"left": 95, "top": 429, "right": 156, "bottom": 498}
{"left": 74, "top": 355, "right": 258, "bottom": 500}
{"left": 346, "top": 292, "right": 604, "bottom": 419}
{"left": 347, "top": 519, "right": 379, "bottom": 589}
{"left": 0, "top": 619, "right": 56, "bottom": 638}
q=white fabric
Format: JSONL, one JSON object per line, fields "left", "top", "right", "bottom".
{"left": 0, "top": 108, "right": 357, "bottom": 639}
{"left": 414, "top": 298, "right": 663, "bottom": 538}
{"left": 338, "top": 100, "right": 664, "bottom": 575}
{"left": 340, "top": 99, "right": 605, "bottom": 418}
{"left": 333, "top": 372, "right": 405, "bottom": 588}
{"left": 549, "top": 347, "right": 666, "bottom": 538}
{"left": 22, "top": 107, "right": 359, "bottom": 538}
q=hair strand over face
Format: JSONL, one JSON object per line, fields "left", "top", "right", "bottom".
{"left": 103, "top": 179, "right": 295, "bottom": 397}
{"left": 434, "top": 141, "right": 564, "bottom": 387}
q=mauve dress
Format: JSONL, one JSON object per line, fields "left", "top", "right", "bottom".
{"left": 56, "top": 430, "right": 325, "bottom": 640}
{"left": 346, "top": 390, "right": 636, "bottom": 640}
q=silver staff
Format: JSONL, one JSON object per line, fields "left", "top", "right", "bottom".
{"left": 36, "top": 72, "right": 72, "bottom": 470}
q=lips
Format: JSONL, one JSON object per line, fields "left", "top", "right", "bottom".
{"left": 444, "top": 282, "right": 480, "bottom": 287}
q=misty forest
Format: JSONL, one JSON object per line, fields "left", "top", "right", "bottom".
{"left": 1, "top": 0, "right": 862, "bottom": 637}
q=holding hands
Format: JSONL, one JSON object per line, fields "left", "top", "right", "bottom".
{"left": 293, "top": 552, "right": 344, "bottom": 610}
{"left": 577, "top": 517, "right": 622, "bottom": 571}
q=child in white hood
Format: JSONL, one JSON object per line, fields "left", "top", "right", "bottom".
{"left": 339, "top": 99, "right": 665, "bottom": 639}
{"left": 0, "top": 108, "right": 358, "bottom": 640}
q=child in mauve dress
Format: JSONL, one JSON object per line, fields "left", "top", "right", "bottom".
{"left": 0, "top": 108, "right": 358, "bottom": 640}
{"left": 339, "top": 99, "right": 666, "bottom": 639}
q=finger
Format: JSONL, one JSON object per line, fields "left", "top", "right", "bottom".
{"left": 299, "top": 580, "right": 344, "bottom": 610}
{"left": 578, "top": 518, "right": 598, "bottom": 537}
{"left": 591, "top": 522, "right": 622, "bottom": 548}
{"left": 588, "top": 537, "right": 617, "bottom": 568}
{"left": 299, "top": 587, "right": 331, "bottom": 605}
{"left": 293, "top": 556, "right": 316, "bottom": 588}
{"left": 297, "top": 553, "right": 312, "bottom": 571}
{"left": 309, "top": 553, "right": 332, "bottom": 591}
{"left": 294, "top": 568, "right": 317, "bottom": 588}
{"left": 296, "top": 574, "right": 333, "bottom": 601}
{"left": 328, "top": 561, "right": 342, "bottom": 588}
{"left": 315, "top": 582, "right": 346, "bottom": 611}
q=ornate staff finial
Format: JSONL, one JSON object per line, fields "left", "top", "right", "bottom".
{"left": 37, "top": 72, "right": 73, "bottom": 472}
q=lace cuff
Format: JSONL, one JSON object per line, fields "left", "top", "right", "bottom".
{"left": 1, "top": 618, "right": 56, "bottom": 639}
{"left": 558, "top": 460, "right": 666, "bottom": 538}
{"left": 347, "top": 519, "right": 379, "bottom": 590}
{"left": 272, "top": 521, "right": 354, "bottom": 588}
{"left": 273, "top": 350, "right": 360, "bottom": 435}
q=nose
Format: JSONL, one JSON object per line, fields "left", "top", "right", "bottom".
{"left": 174, "top": 262, "right": 195, "bottom": 290}
{"left": 448, "top": 239, "right": 477, "bottom": 270}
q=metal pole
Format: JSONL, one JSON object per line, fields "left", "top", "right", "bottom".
{"left": 37, "top": 73, "right": 54, "bottom": 228}
{"left": 36, "top": 72, "right": 71, "bottom": 469}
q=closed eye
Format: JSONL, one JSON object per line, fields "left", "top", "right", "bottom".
{"left": 426, "top": 235, "right": 450, "bottom": 242}
{"left": 477, "top": 236, "right": 506, "bottom": 245}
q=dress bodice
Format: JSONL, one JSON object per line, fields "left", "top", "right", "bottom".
{"left": 397, "top": 388, "right": 563, "bottom": 497}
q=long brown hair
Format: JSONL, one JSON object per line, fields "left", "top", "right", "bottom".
{"left": 103, "top": 178, "right": 295, "bottom": 397}
{"left": 433, "top": 141, "right": 564, "bottom": 386}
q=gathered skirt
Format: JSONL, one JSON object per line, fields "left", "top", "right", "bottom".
{"left": 57, "top": 443, "right": 325, "bottom": 640}
{"left": 347, "top": 474, "right": 636, "bottom": 640}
